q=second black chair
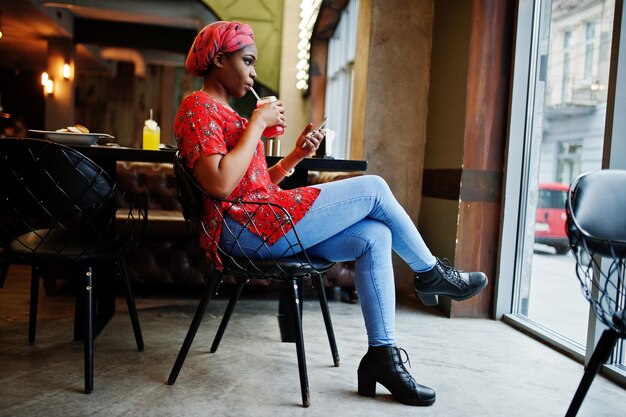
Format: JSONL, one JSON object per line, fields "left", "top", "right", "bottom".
{"left": 167, "top": 152, "right": 339, "bottom": 407}
{"left": 0, "top": 137, "right": 146, "bottom": 393}
{"left": 564, "top": 169, "right": 626, "bottom": 417}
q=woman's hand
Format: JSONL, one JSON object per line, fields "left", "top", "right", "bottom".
{"left": 268, "top": 122, "right": 323, "bottom": 184}
{"left": 249, "top": 99, "right": 286, "bottom": 131}
{"left": 296, "top": 123, "right": 324, "bottom": 156}
{"left": 194, "top": 100, "right": 286, "bottom": 198}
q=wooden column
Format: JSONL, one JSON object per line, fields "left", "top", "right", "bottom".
{"left": 451, "top": 0, "right": 515, "bottom": 317}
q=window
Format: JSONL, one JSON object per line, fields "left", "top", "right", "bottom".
{"left": 556, "top": 141, "right": 582, "bottom": 184}
{"left": 537, "top": 187, "right": 567, "bottom": 209}
{"left": 323, "top": 0, "right": 358, "bottom": 159}
{"left": 584, "top": 21, "right": 596, "bottom": 81}
{"left": 499, "top": 0, "right": 626, "bottom": 387}
{"left": 562, "top": 30, "right": 572, "bottom": 103}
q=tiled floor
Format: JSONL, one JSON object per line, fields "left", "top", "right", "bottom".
{"left": 1, "top": 264, "right": 625, "bottom": 416}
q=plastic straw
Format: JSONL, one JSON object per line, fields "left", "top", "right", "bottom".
{"left": 250, "top": 88, "right": 261, "bottom": 101}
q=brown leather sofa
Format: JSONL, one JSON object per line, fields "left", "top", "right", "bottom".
{"left": 116, "top": 161, "right": 357, "bottom": 301}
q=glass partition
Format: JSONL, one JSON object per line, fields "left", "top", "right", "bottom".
{"left": 504, "top": 0, "right": 625, "bottom": 385}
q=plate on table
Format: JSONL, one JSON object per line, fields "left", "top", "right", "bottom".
{"left": 28, "top": 130, "right": 115, "bottom": 145}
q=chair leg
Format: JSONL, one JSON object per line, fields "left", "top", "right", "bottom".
{"left": 28, "top": 266, "right": 40, "bottom": 344}
{"left": 289, "top": 278, "right": 310, "bottom": 407}
{"left": 313, "top": 273, "right": 340, "bottom": 367}
{"left": 84, "top": 267, "right": 94, "bottom": 394}
{"left": 565, "top": 329, "right": 619, "bottom": 417}
{"left": 211, "top": 278, "right": 247, "bottom": 353}
{"left": 168, "top": 270, "right": 221, "bottom": 385}
{"left": 117, "top": 259, "right": 144, "bottom": 351}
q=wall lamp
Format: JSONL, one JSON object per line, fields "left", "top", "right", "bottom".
{"left": 62, "top": 62, "right": 71, "bottom": 80}
{"left": 41, "top": 72, "right": 54, "bottom": 95}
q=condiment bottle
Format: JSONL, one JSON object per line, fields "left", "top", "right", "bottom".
{"left": 143, "top": 109, "right": 160, "bottom": 150}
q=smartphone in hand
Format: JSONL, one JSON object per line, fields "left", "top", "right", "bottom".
{"left": 302, "top": 116, "right": 328, "bottom": 148}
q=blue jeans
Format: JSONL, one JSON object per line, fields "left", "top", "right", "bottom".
{"left": 220, "top": 175, "right": 437, "bottom": 346}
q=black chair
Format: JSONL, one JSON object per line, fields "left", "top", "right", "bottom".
{"left": 0, "top": 137, "right": 146, "bottom": 393}
{"left": 564, "top": 169, "right": 626, "bottom": 417}
{"left": 167, "top": 152, "right": 339, "bottom": 407}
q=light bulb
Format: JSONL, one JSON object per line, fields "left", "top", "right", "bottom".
{"left": 45, "top": 79, "right": 54, "bottom": 95}
{"left": 63, "top": 63, "right": 71, "bottom": 79}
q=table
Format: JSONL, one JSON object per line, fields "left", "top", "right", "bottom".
{"left": 75, "top": 144, "right": 367, "bottom": 177}
{"left": 73, "top": 145, "right": 367, "bottom": 342}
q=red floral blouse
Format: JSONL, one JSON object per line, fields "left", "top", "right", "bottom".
{"left": 174, "top": 91, "right": 320, "bottom": 269}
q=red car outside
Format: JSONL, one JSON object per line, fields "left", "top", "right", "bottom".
{"left": 535, "top": 182, "right": 570, "bottom": 254}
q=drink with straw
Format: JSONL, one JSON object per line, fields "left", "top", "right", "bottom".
{"left": 250, "top": 88, "right": 284, "bottom": 138}
{"left": 143, "top": 109, "right": 160, "bottom": 150}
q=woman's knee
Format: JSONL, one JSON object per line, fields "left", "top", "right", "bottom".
{"left": 359, "top": 219, "right": 392, "bottom": 250}
{"left": 333, "top": 220, "right": 392, "bottom": 259}
{"left": 348, "top": 174, "right": 392, "bottom": 196}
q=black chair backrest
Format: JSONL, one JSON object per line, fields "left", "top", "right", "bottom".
{"left": 566, "top": 169, "right": 626, "bottom": 333}
{"left": 0, "top": 138, "right": 121, "bottom": 265}
{"left": 0, "top": 138, "right": 114, "bottom": 218}
{"left": 173, "top": 152, "right": 205, "bottom": 246}
{"left": 567, "top": 169, "right": 626, "bottom": 257}
{"left": 172, "top": 152, "right": 318, "bottom": 279}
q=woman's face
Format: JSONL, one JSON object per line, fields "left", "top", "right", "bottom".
{"left": 220, "top": 44, "right": 258, "bottom": 98}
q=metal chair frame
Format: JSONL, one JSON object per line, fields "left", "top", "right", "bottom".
{"left": 564, "top": 169, "right": 626, "bottom": 417}
{"left": 0, "top": 137, "right": 146, "bottom": 393}
{"left": 167, "top": 152, "right": 339, "bottom": 407}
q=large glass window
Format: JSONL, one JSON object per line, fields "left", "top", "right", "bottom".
{"left": 501, "top": 0, "right": 625, "bottom": 386}
{"left": 584, "top": 21, "right": 596, "bottom": 81}
{"left": 562, "top": 30, "right": 572, "bottom": 102}
{"left": 323, "top": 0, "right": 358, "bottom": 159}
{"left": 556, "top": 141, "right": 582, "bottom": 184}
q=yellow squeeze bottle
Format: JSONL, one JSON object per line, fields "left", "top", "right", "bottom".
{"left": 143, "top": 109, "right": 160, "bottom": 150}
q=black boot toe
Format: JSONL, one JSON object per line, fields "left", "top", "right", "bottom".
{"left": 414, "top": 258, "right": 488, "bottom": 305}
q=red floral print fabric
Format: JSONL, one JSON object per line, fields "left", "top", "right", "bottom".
{"left": 174, "top": 91, "right": 320, "bottom": 269}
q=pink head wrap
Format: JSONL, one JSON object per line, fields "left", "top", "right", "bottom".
{"left": 185, "top": 21, "right": 255, "bottom": 77}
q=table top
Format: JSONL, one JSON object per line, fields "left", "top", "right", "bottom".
{"left": 73, "top": 145, "right": 368, "bottom": 172}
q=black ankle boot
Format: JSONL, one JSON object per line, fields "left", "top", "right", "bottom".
{"left": 357, "top": 345, "right": 436, "bottom": 406}
{"left": 414, "top": 258, "right": 488, "bottom": 306}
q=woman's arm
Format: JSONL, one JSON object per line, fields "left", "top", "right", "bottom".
{"left": 194, "top": 100, "right": 285, "bottom": 198}
{"left": 268, "top": 123, "right": 323, "bottom": 184}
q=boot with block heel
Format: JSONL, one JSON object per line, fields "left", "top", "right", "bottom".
{"left": 357, "top": 345, "right": 436, "bottom": 406}
{"left": 414, "top": 258, "right": 488, "bottom": 306}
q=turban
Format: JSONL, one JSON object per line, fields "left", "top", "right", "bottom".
{"left": 185, "top": 21, "right": 255, "bottom": 77}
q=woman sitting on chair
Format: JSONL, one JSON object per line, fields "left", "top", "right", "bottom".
{"left": 175, "top": 21, "right": 488, "bottom": 407}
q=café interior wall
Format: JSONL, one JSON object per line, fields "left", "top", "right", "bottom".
{"left": 0, "top": 69, "right": 44, "bottom": 132}
{"left": 418, "top": 197, "right": 461, "bottom": 313}
{"left": 419, "top": 0, "right": 472, "bottom": 316}
{"left": 44, "top": 38, "right": 76, "bottom": 131}
{"left": 71, "top": 63, "right": 200, "bottom": 148}
{"left": 360, "top": 0, "right": 435, "bottom": 296}
{"left": 278, "top": 0, "right": 310, "bottom": 152}
{"left": 72, "top": 0, "right": 302, "bottom": 152}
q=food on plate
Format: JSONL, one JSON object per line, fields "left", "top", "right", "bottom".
{"left": 56, "top": 124, "right": 90, "bottom": 133}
